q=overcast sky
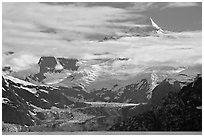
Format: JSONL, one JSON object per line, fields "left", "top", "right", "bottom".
{"left": 2, "top": 2, "right": 202, "bottom": 72}
{"left": 46, "top": 2, "right": 202, "bottom": 31}
{"left": 95, "top": 2, "right": 202, "bottom": 31}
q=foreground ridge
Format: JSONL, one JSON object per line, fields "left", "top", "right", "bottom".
{"left": 110, "top": 76, "right": 202, "bottom": 131}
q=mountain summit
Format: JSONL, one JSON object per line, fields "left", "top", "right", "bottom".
{"left": 138, "top": 17, "right": 162, "bottom": 28}
{"left": 149, "top": 17, "right": 164, "bottom": 32}
{"left": 100, "top": 17, "right": 165, "bottom": 42}
{"left": 150, "top": 18, "right": 162, "bottom": 30}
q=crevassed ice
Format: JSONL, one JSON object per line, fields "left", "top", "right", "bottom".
{"left": 80, "top": 64, "right": 102, "bottom": 85}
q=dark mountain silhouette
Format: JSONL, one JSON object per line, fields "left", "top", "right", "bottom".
{"left": 38, "top": 56, "right": 79, "bottom": 73}
{"left": 110, "top": 75, "right": 202, "bottom": 131}
{"left": 25, "top": 56, "right": 79, "bottom": 82}
{"left": 58, "top": 58, "right": 79, "bottom": 71}
{"left": 2, "top": 71, "right": 194, "bottom": 128}
{"left": 38, "top": 56, "right": 58, "bottom": 73}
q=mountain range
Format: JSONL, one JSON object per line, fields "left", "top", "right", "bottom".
{"left": 2, "top": 18, "right": 202, "bottom": 132}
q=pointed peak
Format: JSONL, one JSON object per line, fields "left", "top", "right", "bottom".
{"left": 150, "top": 18, "right": 165, "bottom": 33}
{"left": 149, "top": 17, "right": 161, "bottom": 30}
{"left": 138, "top": 17, "right": 163, "bottom": 30}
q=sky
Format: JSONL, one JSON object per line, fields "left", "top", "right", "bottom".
{"left": 45, "top": 2, "right": 202, "bottom": 31}
{"left": 2, "top": 2, "right": 202, "bottom": 73}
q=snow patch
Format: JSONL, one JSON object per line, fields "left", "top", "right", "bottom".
{"left": 20, "top": 86, "right": 37, "bottom": 94}
{"left": 146, "top": 72, "right": 159, "bottom": 100}
{"left": 39, "top": 89, "right": 49, "bottom": 93}
{"left": 41, "top": 98, "right": 49, "bottom": 103}
{"left": 84, "top": 101, "right": 147, "bottom": 107}
{"left": 55, "top": 59, "right": 64, "bottom": 70}
{"left": 3, "top": 75, "right": 35, "bottom": 86}
{"left": 2, "top": 98, "right": 11, "bottom": 104}
{"left": 28, "top": 110, "right": 37, "bottom": 116}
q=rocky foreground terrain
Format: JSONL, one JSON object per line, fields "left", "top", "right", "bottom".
{"left": 110, "top": 75, "right": 202, "bottom": 131}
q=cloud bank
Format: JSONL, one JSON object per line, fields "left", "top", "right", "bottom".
{"left": 2, "top": 2, "right": 202, "bottom": 74}
{"left": 161, "top": 2, "right": 200, "bottom": 10}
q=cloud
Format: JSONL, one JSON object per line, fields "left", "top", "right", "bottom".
{"left": 2, "top": 3, "right": 143, "bottom": 56}
{"left": 2, "top": 3, "right": 202, "bottom": 74}
{"left": 78, "top": 31, "right": 202, "bottom": 77}
{"left": 5, "top": 54, "right": 39, "bottom": 71}
{"left": 3, "top": 2, "right": 135, "bottom": 41}
{"left": 3, "top": 31, "right": 202, "bottom": 74}
{"left": 161, "top": 2, "right": 200, "bottom": 10}
{"left": 2, "top": 2, "right": 147, "bottom": 71}
{"left": 126, "top": 2, "right": 158, "bottom": 12}
{"left": 127, "top": 2, "right": 201, "bottom": 12}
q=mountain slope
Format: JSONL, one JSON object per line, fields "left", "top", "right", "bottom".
{"left": 2, "top": 75, "right": 90, "bottom": 126}
{"left": 110, "top": 75, "right": 202, "bottom": 131}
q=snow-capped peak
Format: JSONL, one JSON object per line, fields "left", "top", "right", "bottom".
{"left": 146, "top": 72, "right": 159, "bottom": 100}
{"left": 150, "top": 17, "right": 164, "bottom": 32}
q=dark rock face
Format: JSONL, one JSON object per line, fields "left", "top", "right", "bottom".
{"left": 27, "top": 56, "right": 79, "bottom": 82}
{"left": 151, "top": 80, "right": 181, "bottom": 106}
{"left": 38, "top": 56, "right": 57, "bottom": 73}
{"left": 38, "top": 56, "right": 79, "bottom": 73}
{"left": 58, "top": 58, "right": 79, "bottom": 71}
{"left": 2, "top": 77, "right": 37, "bottom": 126}
{"left": 116, "top": 57, "right": 129, "bottom": 61}
{"left": 4, "top": 51, "right": 14, "bottom": 55}
{"left": 110, "top": 76, "right": 202, "bottom": 131}
{"left": 87, "top": 79, "right": 150, "bottom": 103}
{"left": 2, "top": 66, "right": 12, "bottom": 73}
{"left": 2, "top": 76, "right": 88, "bottom": 126}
